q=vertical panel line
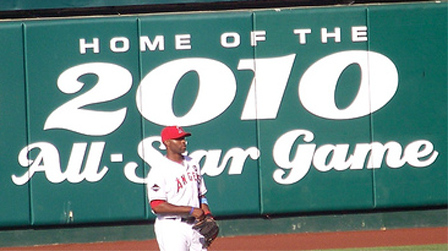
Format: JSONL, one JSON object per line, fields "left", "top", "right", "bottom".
{"left": 366, "top": 7, "right": 378, "bottom": 210}
{"left": 21, "top": 22, "right": 34, "bottom": 225}
{"left": 136, "top": 17, "right": 149, "bottom": 220}
{"left": 251, "top": 11, "right": 264, "bottom": 216}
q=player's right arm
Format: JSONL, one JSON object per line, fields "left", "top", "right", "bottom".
{"left": 150, "top": 200, "right": 205, "bottom": 220}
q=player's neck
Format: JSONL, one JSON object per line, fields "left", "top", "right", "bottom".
{"left": 166, "top": 153, "right": 184, "bottom": 164}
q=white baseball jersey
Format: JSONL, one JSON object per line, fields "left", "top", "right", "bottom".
{"left": 147, "top": 155, "right": 207, "bottom": 216}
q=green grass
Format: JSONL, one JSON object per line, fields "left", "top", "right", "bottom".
{"left": 316, "top": 244, "right": 448, "bottom": 251}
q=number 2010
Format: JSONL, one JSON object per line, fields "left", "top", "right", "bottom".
{"left": 44, "top": 50, "right": 398, "bottom": 136}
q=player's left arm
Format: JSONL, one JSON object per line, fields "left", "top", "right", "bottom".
{"left": 199, "top": 195, "right": 213, "bottom": 217}
{"left": 198, "top": 164, "right": 213, "bottom": 216}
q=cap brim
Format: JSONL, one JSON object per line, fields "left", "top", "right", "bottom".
{"left": 170, "top": 132, "right": 191, "bottom": 140}
{"left": 180, "top": 132, "right": 192, "bottom": 138}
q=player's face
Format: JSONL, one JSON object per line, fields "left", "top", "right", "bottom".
{"left": 166, "top": 137, "right": 187, "bottom": 154}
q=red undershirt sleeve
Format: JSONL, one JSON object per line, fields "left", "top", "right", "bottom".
{"left": 150, "top": 200, "right": 166, "bottom": 209}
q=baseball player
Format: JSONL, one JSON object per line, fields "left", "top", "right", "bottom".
{"left": 147, "top": 126, "right": 214, "bottom": 251}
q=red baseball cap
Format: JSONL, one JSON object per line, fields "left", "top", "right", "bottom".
{"left": 161, "top": 126, "right": 191, "bottom": 142}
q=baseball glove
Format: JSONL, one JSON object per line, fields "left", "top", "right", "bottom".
{"left": 193, "top": 215, "right": 219, "bottom": 247}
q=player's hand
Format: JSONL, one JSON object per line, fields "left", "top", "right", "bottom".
{"left": 190, "top": 207, "right": 205, "bottom": 220}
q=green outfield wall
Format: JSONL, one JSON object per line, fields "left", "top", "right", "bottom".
{"left": 0, "top": 1, "right": 446, "bottom": 229}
